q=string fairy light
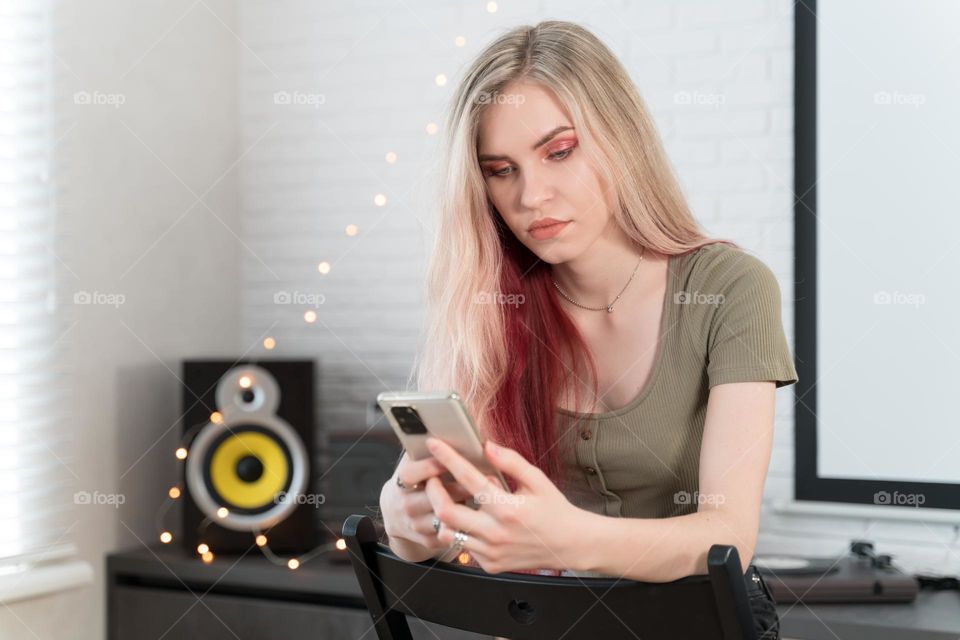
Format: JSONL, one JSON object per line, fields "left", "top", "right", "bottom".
{"left": 153, "top": 416, "right": 349, "bottom": 571}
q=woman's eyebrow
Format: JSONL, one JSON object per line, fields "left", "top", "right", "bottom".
{"left": 478, "top": 125, "right": 574, "bottom": 162}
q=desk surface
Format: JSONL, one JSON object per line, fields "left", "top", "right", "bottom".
{"left": 777, "top": 591, "right": 960, "bottom": 640}
{"left": 108, "top": 546, "right": 959, "bottom": 640}
{"left": 107, "top": 544, "right": 362, "bottom": 602}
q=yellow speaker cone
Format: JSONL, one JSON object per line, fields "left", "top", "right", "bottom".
{"left": 210, "top": 431, "right": 288, "bottom": 509}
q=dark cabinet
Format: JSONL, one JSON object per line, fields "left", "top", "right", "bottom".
{"left": 106, "top": 546, "right": 491, "bottom": 640}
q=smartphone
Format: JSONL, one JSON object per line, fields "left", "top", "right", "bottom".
{"left": 377, "top": 390, "right": 511, "bottom": 495}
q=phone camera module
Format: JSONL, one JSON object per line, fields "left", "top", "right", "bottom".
{"left": 391, "top": 406, "right": 428, "bottom": 435}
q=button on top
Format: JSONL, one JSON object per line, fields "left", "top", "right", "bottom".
{"left": 580, "top": 429, "right": 593, "bottom": 440}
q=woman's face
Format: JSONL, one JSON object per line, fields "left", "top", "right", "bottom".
{"left": 477, "top": 82, "right": 614, "bottom": 264}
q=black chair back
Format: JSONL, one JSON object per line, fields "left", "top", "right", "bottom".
{"left": 342, "top": 515, "right": 759, "bottom": 640}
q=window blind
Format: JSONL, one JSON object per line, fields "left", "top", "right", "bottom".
{"left": 0, "top": 0, "right": 76, "bottom": 570}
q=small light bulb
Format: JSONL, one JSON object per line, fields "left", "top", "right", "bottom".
{"left": 457, "top": 551, "right": 471, "bottom": 564}
{"left": 425, "top": 122, "right": 438, "bottom": 135}
{"left": 486, "top": 1, "right": 498, "bottom": 13}
{"left": 385, "top": 151, "right": 397, "bottom": 163}
{"left": 217, "top": 507, "right": 229, "bottom": 518}
{"left": 210, "top": 411, "right": 223, "bottom": 424}
{"left": 168, "top": 486, "right": 181, "bottom": 499}
{"left": 287, "top": 558, "right": 300, "bottom": 570}
{"left": 238, "top": 375, "right": 252, "bottom": 388}
{"left": 373, "top": 193, "right": 387, "bottom": 207}
{"left": 160, "top": 531, "right": 173, "bottom": 544}
{"left": 202, "top": 551, "right": 214, "bottom": 563}
{"left": 317, "top": 261, "right": 331, "bottom": 274}
{"left": 455, "top": 36, "right": 466, "bottom": 47}
{"left": 435, "top": 73, "right": 447, "bottom": 86}
{"left": 303, "top": 310, "right": 317, "bottom": 323}
{"left": 335, "top": 538, "right": 346, "bottom": 551}
{"left": 175, "top": 447, "right": 188, "bottom": 460}
{"left": 256, "top": 535, "right": 268, "bottom": 547}
{"left": 345, "top": 224, "right": 358, "bottom": 237}
{"left": 197, "top": 543, "right": 209, "bottom": 555}
{"left": 263, "top": 337, "right": 276, "bottom": 350}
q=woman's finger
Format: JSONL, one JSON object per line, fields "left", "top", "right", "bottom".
{"left": 425, "top": 437, "right": 501, "bottom": 499}
{"left": 436, "top": 521, "right": 495, "bottom": 558}
{"left": 397, "top": 455, "right": 447, "bottom": 487}
{"left": 407, "top": 513, "right": 448, "bottom": 548}
{"left": 425, "top": 476, "right": 497, "bottom": 538}
{"left": 444, "top": 481, "right": 475, "bottom": 503}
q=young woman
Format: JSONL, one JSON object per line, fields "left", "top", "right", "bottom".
{"left": 379, "top": 20, "right": 794, "bottom": 639}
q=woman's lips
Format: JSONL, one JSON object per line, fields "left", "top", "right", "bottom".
{"left": 529, "top": 220, "right": 571, "bottom": 240}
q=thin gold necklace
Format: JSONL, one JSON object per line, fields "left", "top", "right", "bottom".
{"left": 552, "top": 248, "right": 645, "bottom": 313}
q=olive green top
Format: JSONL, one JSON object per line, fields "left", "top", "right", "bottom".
{"left": 555, "top": 241, "right": 798, "bottom": 522}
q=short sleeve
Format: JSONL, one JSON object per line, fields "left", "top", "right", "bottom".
{"left": 705, "top": 252, "right": 799, "bottom": 389}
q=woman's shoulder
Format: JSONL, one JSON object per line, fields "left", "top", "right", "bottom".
{"left": 677, "top": 241, "right": 779, "bottom": 296}
{"left": 670, "top": 241, "right": 785, "bottom": 354}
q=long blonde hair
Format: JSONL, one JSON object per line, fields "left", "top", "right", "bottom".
{"left": 408, "top": 20, "right": 733, "bottom": 488}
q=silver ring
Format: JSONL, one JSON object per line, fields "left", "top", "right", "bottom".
{"left": 432, "top": 516, "right": 441, "bottom": 533}
{"left": 453, "top": 529, "right": 469, "bottom": 551}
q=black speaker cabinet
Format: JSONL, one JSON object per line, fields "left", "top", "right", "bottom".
{"left": 180, "top": 359, "right": 320, "bottom": 554}
{"left": 321, "top": 429, "right": 400, "bottom": 552}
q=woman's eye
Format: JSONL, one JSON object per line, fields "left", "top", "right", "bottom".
{"left": 484, "top": 146, "right": 573, "bottom": 178}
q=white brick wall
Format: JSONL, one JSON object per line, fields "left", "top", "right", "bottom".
{"left": 237, "top": 0, "right": 960, "bottom": 575}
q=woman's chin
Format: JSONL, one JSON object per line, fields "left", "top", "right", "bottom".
{"left": 530, "top": 244, "right": 579, "bottom": 265}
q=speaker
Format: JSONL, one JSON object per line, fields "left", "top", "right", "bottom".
{"left": 321, "top": 428, "right": 400, "bottom": 549}
{"left": 180, "top": 359, "right": 320, "bottom": 554}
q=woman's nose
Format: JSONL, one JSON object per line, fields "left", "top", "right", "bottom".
{"left": 519, "top": 168, "right": 554, "bottom": 210}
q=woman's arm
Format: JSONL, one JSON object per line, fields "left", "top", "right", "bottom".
{"left": 570, "top": 381, "right": 776, "bottom": 582}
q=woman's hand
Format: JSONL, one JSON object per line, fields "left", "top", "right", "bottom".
{"left": 423, "top": 437, "right": 586, "bottom": 574}
{"left": 380, "top": 450, "right": 475, "bottom": 555}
